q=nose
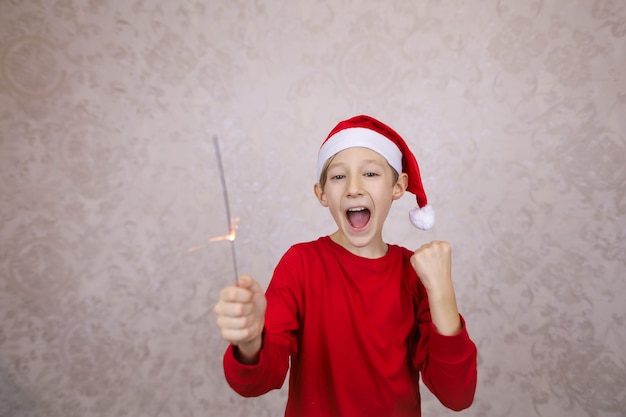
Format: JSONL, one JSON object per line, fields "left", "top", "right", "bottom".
{"left": 346, "top": 175, "right": 364, "bottom": 197}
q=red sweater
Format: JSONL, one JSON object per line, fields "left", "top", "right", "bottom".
{"left": 224, "top": 236, "right": 477, "bottom": 417}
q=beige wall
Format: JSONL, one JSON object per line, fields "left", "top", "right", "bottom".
{"left": 1, "top": 1, "right": 625, "bottom": 416}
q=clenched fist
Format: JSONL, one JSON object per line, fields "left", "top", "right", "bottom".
{"left": 410, "top": 241, "right": 462, "bottom": 336}
{"left": 410, "top": 240, "right": 453, "bottom": 292}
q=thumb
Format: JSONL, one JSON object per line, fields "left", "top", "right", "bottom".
{"left": 237, "top": 275, "right": 262, "bottom": 293}
{"left": 236, "top": 274, "right": 252, "bottom": 288}
{"left": 237, "top": 275, "right": 267, "bottom": 319}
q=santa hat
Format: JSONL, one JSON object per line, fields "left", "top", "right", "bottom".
{"left": 317, "top": 115, "right": 434, "bottom": 230}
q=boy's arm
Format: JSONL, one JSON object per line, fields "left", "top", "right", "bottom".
{"left": 416, "top": 315, "right": 477, "bottom": 410}
{"left": 216, "top": 249, "right": 302, "bottom": 397}
{"left": 410, "top": 241, "right": 460, "bottom": 335}
{"left": 411, "top": 241, "right": 477, "bottom": 410}
{"left": 215, "top": 275, "right": 285, "bottom": 396}
{"left": 214, "top": 275, "right": 266, "bottom": 362}
{"left": 223, "top": 332, "right": 291, "bottom": 397}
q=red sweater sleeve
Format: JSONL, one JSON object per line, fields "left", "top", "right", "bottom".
{"left": 413, "top": 303, "right": 477, "bottom": 410}
{"left": 222, "top": 333, "right": 291, "bottom": 397}
{"left": 222, "top": 248, "right": 301, "bottom": 397}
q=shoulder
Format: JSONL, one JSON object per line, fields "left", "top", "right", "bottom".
{"left": 269, "top": 238, "right": 332, "bottom": 292}
{"left": 387, "top": 243, "right": 425, "bottom": 293}
{"left": 283, "top": 236, "right": 330, "bottom": 258}
{"left": 276, "top": 237, "right": 330, "bottom": 269}
{"left": 387, "top": 243, "right": 415, "bottom": 261}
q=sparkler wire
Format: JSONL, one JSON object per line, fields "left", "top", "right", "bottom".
{"left": 213, "top": 136, "right": 239, "bottom": 283}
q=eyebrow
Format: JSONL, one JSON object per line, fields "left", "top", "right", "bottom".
{"left": 328, "top": 159, "right": 385, "bottom": 170}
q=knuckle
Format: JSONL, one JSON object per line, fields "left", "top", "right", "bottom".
{"left": 245, "top": 325, "right": 258, "bottom": 340}
{"left": 215, "top": 300, "right": 229, "bottom": 314}
{"left": 219, "top": 286, "right": 231, "bottom": 299}
{"left": 234, "top": 303, "right": 245, "bottom": 317}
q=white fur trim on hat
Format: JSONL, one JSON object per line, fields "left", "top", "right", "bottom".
{"left": 317, "top": 127, "right": 403, "bottom": 180}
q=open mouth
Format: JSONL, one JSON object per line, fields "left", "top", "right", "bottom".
{"left": 346, "top": 207, "right": 371, "bottom": 229}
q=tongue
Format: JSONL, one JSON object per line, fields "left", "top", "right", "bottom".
{"left": 347, "top": 209, "right": 370, "bottom": 228}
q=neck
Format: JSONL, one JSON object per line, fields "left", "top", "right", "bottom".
{"left": 329, "top": 231, "right": 388, "bottom": 259}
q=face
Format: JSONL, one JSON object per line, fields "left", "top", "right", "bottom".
{"left": 314, "top": 147, "right": 407, "bottom": 258}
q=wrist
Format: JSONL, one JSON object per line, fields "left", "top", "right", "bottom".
{"left": 424, "top": 281, "right": 455, "bottom": 302}
{"left": 432, "top": 315, "right": 462, "bottom": 336}
{"left": 234, "top": 336, "right": 263, "bottom": 364}
{"left": 425, "top": 287, "right": 462, "bottom": 336}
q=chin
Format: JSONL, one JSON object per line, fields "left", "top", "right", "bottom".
{"left": 344, "top": 230, "right": 383, "bottom": 250}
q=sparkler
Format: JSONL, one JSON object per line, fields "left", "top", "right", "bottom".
{"left": 213, "top": 135, "right": 239, "bottom": 284}
{"left": 188, "top": 136, "right": 239, "bottom": 284}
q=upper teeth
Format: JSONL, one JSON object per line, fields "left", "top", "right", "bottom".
{"left": 348, "top": 207, "right": 366, "bottom": 212}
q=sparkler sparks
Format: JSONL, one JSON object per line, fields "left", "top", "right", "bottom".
{"left": 188, "top": 217, "right": 239, "bottom": 250}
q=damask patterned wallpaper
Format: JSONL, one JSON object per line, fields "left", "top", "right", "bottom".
{"left": 1, "top": 1, "right": 624, "bottom": 416}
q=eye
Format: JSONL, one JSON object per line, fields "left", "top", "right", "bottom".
{"left": 364, "top": 172, "right": 379, "bottom": 177}
{"left": 330, "top": 174, "right": 345, "bottom": 180}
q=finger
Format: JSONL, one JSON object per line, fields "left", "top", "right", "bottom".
{"left": 238, "top": 275, "right": 265, "bottom": 292}
{"left": 219, "top": 285, "right": 254, "bottom": 303}
{"left": 247, "top": 278, "right": 265, "bottom": 296}
{"left": 236, "top": 274, "right": 254, "bottom": 288}
{"left": 220, "top": 327, "right": 257, "bottom": 344}
{"left": 214, "top": 300, "right": 253, "bottom": 317}
{"left": 216, "top": 314, "right": 253, "bottom": 330}
{"left": 416, "top": 240, "right": 450, "bottom": 254}
{"left": 419, "top": 240, "right": 439, "bottom": 249}
{"left": 415, "top": 241, "right": 433, "bottom": 253}
{"left": 236, "top": 275, "right": 265, "bottom": 300}
{"left": 429, "top": 240, "right": 450, "bottom": 250}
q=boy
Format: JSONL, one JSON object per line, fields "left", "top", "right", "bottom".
{"left": 214, "top": 115, "right": 477, "bottom": 416}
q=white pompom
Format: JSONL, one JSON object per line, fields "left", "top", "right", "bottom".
{"left": 409, "top": 205, "right": 435, "bottom": 230}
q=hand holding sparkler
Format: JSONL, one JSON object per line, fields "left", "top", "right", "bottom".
{"left": 214, "top": 275, "right": 267, "bottom": 364}
{"left": 208, "top": 136, "right": 265, "bottom": 361}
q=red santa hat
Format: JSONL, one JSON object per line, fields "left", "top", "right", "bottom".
{"left": 317, "top": 115, "right": 434, "bottom": 230}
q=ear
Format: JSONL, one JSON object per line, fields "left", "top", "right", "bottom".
{"left": 392, "top": 173, "right": 408, "bottom": 201}
{"left": 314, "top": 183, "right": 329, "bottom": 207}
